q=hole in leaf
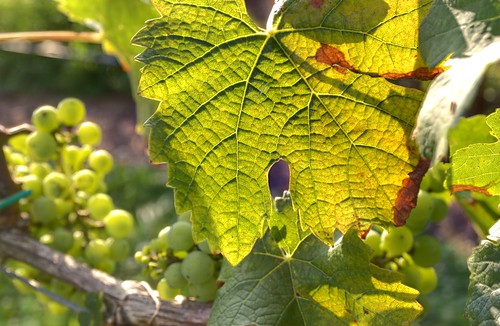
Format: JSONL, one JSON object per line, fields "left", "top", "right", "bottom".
{"left": 268, "top": 159, "right": 290, "bottom": 198}
{"left": 245, "top": 0, "right": 274, "bottom": 28}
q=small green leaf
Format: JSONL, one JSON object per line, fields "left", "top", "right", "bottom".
{"left": 451, "top": 109, "right": 500, "bottom": 196}
{"left": 209, "top": 230, "right": 422, "bottom": 325}
{"left": 269, "top": 190, "right": 309, "bottom": 254}
{"left": 465, "top": 237, "right": 500, "bottom": 325}
{"left": 135, "top": 0, "right": 432, "bottom": 265}
{"left": 419, "top": 0, "right": 500, "bottom": 68}
{"left": 449, "top": 115, "right": 497, "bottom": 156}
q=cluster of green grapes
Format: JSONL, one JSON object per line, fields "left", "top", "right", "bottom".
{"left": 134, "top": 212, "right": 222, "bottom": 302}
{"left": 3, "top": 98, "right": 134, "bottom": 278}
{"left": 363, "top": 182, "right": 449, "bottom": 309}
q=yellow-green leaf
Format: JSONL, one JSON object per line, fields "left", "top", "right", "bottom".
{"left": 134, "top": 0, "right": 432, "bottom": 265}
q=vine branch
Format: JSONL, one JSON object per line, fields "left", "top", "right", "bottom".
{"left": 0, "top": 31, "right": 102, "bottom": 43}
{"left": 0, "top": 228, "right": 211, "bottom": 325}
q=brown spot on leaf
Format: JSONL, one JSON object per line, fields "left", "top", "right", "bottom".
{"left": 316, "top": 44, "right": 356, "bottom": 74}
{"left": 311, "top": 0, "right": 325, "bottom": 9}
{"left": 452, "top": 185, "right": 492, "bottom": 196}
{"left": 382, "top": 67, "right": 444, "bottom": 81}
{"left": 393, "top": 157, "right": 431, "bottom": 226}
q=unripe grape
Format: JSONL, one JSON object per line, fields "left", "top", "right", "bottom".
{"left": 88, "top": 149, "right": 113, "bottom": 174}
{"left": 406, "top": 191, "right": 433, "bottom": 234}
{"left": 380, "top": 226, "right": 413, "bottom": 257}
{"left": 57, "top": 98, "right": 86, "bottom": 126}
{"left": 8, "top": 134, "right": 28, "bottom": 154}
{"left": 167, "top": 221, "right": 194, "bottom": 252}
{"left": 7, "top": 152, "right": 26, "bottom": 166}
{"left": 26, "top": 131, "right": 57, "bottom": 161}
{"left": 77, "top": 121, "right": 101, "bottom": 146}
{"left": 150, "top": 237, "right": 168, "bottom": 253}
{"left": 181, "top": 251, "right": 215, "bottom": 285}
{"left": 198, "top": 240, "right": 212, "bottom": 255}
{"left": 164, "top": 262, "right": 188, "bottom": 289}
{"left": 412, "top": 235, "right": 442, "bottom": 267}
{"left": 29, "top": 162, "right": 51, "bottom": 179}
{"left": 87, "top": 193, "right": 114, "bottom": 220}
{"left": 177, "top": 211, "right": 191, "bottom": 223}
{"left": 104, "top": 209, "right": 134, "bottom": 239}
{"left": 72, "top": 169, "right": 99, "bottom": 194}
{"left": 20, "top": 174, "right": 43, "bottom": 198}
{"left": 32, "top": 105, "right": 59, "bottom": 132}
{"left": 62, "top": 145, "right": 82, "bottom": 174}
{"left": 30, "top": 196, "right": 58, "bottom": 224}
{"left": 157, "top": 278, "right": 180, "bottom": 300}
{"left": 43, "top": 172, "right": 72, "bottom": 199}
{"left": 85, "top": 239, "right": 110, "bottom": 266}
{"left": 94, "top": 260, "right": 116, "bottom": 274}
{"left": 52, "top": 227, "right": 74, "bottom": 252}
{"left": 429, "top": 197, "right": 448, "bottom": 222}
{"left": 418, "top": 267, "right": 438, "bottom": 293}
{"left": 107, "top": 238, "right": 130, "bottom": 261}
{"left": 54, "top": 198, "right": 74, "bottom": 216}
{"left": 188, "top": 279, "right": 218, "bottom": 302}
{"left": 363, "top": 229, "right": 383, "bottom": 257}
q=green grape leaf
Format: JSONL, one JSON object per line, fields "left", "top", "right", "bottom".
{"left": 134, "top": 0, "right": 435, "bottom": 265}
{"left": 449, "top": 115, "right": 497, "bottom": 156}
{"left": 55, "top": 0, "right": 158, "bottom": 127}
{"left": 465, "top": 236, "right": 500, "bottom": 325}
{"left": 419, "top": 0, "right": 500, "bottom": 69}
{"left": 210, "top": 229, "right": 422, "bottom": 325}
{"left": 451, "top": 109, "right": 500, "bottom": 196}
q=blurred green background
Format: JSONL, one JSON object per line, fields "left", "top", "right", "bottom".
{"left": 0, "top": 0, "right": 498, "bottom": 325}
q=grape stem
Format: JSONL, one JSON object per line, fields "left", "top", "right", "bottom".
{"left": 0, "top": 31, "right": 102, "bottom": 43}
{"left": 0, "top": 228, "right": 212, "bottom": 325}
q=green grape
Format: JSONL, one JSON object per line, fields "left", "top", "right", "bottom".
{"left": 67, "top": 231, "right": 84, "bottom": 256}
{"left": 43, "top": 172, "right": 72, "bottom": 199}
{"left": 61, "top": 145, "right": 82, "bottom": 174}
{"left": 20, "top": 174, "right": 43, "bottom": 198}
{"left": 84, "top": 239, "right": 110, "bottom": 266}
{"left": 54, "top": 198, "right": 74, "bottom": 216}
{"left": 150, "top": 237, "right": 168, "bottom": 253}
{"left": 406, "top": 191, "right": 433, "bottom": 234}
{"left": 26, "top": 131, "right": 57, "bottom": 161}
{"left": 39, "top": 233, "right": 54, "bottom": 246}
{"left": 363, "top": 229, "right": 383, "bottom": 257}
{"left": 32, "top": 105, "right": 59, "bottom": 132}
{"left": 188, "top": 279, "right": 218, "bottom": 302}
{"left": 87, "top": 193, "right": 114, "bottom": 220}
{"left": 157, "top": 278, "right": 180, "bottom": 300}
{"left": 29, "top": 162, "right": 51, "bottom": 179}
{"left": 8, "top": 134, "right": 28, "bottom": 154}
{"left": 134, "top": 251, "right": 144, "bottom": 263}
{"left": 167, "top": 221, "right": 194, "bottom": 252}
{"left": 107, "top": 238, "right": 130, "bottom": 261}
{"left": 197, "top": 240, "right": 212, "bottom": 255}
{"left": 181, "top": 251, "right": 215, "bottom": 285}
{"left": 380, "top": 226, "right": 414, "bottom": 257}
{"left": 104, "top": 209, "right": 134, "bottom": 239}
{"left": 50, "top": 279, "right": 74, "bottom": 297}
{"left": 77, "top": 121, "right": 102, "bottom": 146}
{"left": 177, "top": 211, "right": 191, "bottom": 223}
{"left": 158, "top": 226, "right": 170, "bottom": 240}
{"left": 8, "top": 152, "right": 27, "bottom": 166}
{"left": 412, "top": 235, "right": 442, "bottom": 267}
{"left": 52, "top": 227, "right": 74, "bottom": 252}
{"left": 164, "top": 262, "right": 188, "bottom": 289}
{"left": 94, "top": 260, "right": 116, "bottom": 274}
{"left": 57, "top": 97, "right": 86, "bottom": 126}
{"left": 400, "top": 263, "right": 421, "bottom": 289}
{"left": 418, "top": 267, "right": 438, "bottom": 293}
{"left": 88, "top": 149, "right": 113, "bottom": 174}
{"left": 429, "top": 197, "right": 449, "bottom": 222}
{"left": 72, "top": 169, "right": 99, "bottom": 194}
{"left": 30, "top": 196, "right": 58, "bottom": 224}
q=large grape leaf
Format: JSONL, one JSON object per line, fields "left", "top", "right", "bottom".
{"left": 210, "top": 229, "right": 422, "bottom": 325}
{"left": 465, "top": 222, "right": 500, "bottom": 325}
{"left": 134, "top": 0, "right": 437, "bottom": 265}
{"left": 55, "top": 0, "right": 158, "bottom": 127}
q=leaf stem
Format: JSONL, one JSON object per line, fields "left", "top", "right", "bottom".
{"left": 0, "top": 31, "right": 102, "bottom": 43}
